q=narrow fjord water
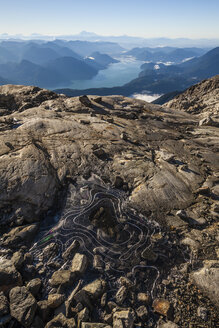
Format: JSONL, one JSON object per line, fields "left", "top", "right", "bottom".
{"left": 53, "top": 56, "right": 144, "bottom": 90}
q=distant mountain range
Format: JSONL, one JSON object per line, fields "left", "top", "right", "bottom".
{"left": 54, "top": 47, "right": 219, "bottom": 97}
{"left": 1, "top": 32, "right": 219, "bottom": 48}
{"left": 0, "top": 40, "right": 120, "bottom": 88}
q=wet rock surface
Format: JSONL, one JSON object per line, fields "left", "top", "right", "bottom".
{"left": 0, "top": 80, "right": 218, "bottom": 327}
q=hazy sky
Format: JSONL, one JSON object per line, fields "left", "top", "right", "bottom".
{"left": 0, "top": 0, "right": 219, "bottom": 38}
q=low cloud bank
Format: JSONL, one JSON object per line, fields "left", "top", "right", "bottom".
{"left": 132, "top": 93, "right": 162, "bottom": 103}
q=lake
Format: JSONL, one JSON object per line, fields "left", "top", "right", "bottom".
{"left": 56, "top": 56, "right": 145, "bottom": 90}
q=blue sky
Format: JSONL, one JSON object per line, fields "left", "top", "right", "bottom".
{"left": 0, "top": 0, "right": 219, "bottom": 38}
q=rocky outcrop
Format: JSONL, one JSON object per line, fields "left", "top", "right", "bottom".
{"left": 0, "top": 84, "right": 58, "bottom": 113}
{"left": 165, "top": 75, "right": 219, "bottom": 117}
{"left": 0, "top": 80, "right": 218, "bottom": 328}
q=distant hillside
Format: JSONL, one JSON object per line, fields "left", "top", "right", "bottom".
{"left": 126, "top": 46, "right": 207, "bottom": 63}
{"left": 90, "top": 52, "right": 119, "bottom": 66}
{"left": 22, "top": 44, "right": 61, "bottom": 65}
{"left": 41, "top": 41, "right": 82, "bottom": 59}
{"left": 46, "top": 56, "right": 98, "bottom": 80}
{"left": 0, "top": 45, "right": 17, "bottom": 64}
{"left": 179, "top": 47, "right": 219, "bottom": 79}
{"left": 0, "top": 60, "right": 65, "bottom": 87}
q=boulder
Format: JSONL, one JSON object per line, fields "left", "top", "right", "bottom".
{"left": 136, "top": 305, "right": 148, "bottom": 320}
{"left": 137, "top": 293, "right": 150, "bottom": 304}
{"left": 9, "top": 286, "right": 37, "bottom": 327}
{"left": 113, "top": 309, "right": 135, "bottom": 328}
{"left": 42, "top": 242, "right": 59, "bottom": 260}
{"left": 93, "top": 255, "right": 104, "bottom": 270}
{"left": 83, "top": 279, "right": 106, "bottom": 299}
{"left": 152, "top": 298, "right": 172, "bottom": 318}
{"left": 62, "top": 240, "right": 80, "bottom": 260}
{"left": 26, "top": 278, "right": 42, "bottom": 296}
{"left": 11, "top": 251, "right": 24, "bottom": 268}
{"left": 49, "top": 270, "right": 74, "bottom": 287}
{"left": 77, "top": 307, "right": 89, "bottom": 325}
{"left": 71, "top": 253, "right": 88, "bottom": 274}
{"left": 73, "top": 290, "right": 93, "bottom": 310}
{"left": 115, "top": 286, "right": 128, "bottom": 305}
{"left": 79, "top": 95, "right": 92, "bottom": 108}
{"left": 48, "top": 294, "right": 65, "bottom": 308}
{"left": 45, "top": 313, "right": 76, "bottom": 328}
{"left": 0, "top": 258, "right": 22, "bottom": 293}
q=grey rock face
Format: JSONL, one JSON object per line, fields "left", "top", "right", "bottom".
{"left": 9, "top": 286, "right": 37, "bottom": 327}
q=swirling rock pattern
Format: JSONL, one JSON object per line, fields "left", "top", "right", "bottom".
{"left": 31, "top": 176, "right": 164, "bottom": 299}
